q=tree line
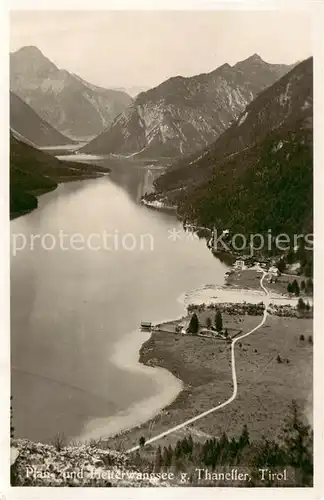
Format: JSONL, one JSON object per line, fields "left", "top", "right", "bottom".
{"left": 287, "top": 278, "right": 313, "bottom": 296}
{"left": 187, "top": 310, "right": 224, "bottom": 335}
{"left": 135, "top": 400, "right": 312, "bottom": 487}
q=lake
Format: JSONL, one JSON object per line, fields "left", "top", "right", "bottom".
{"left": 11, "top": 160, "right": 227, "bottom": 443}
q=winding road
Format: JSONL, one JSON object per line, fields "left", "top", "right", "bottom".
{"left": 126, "top": 272, "right": 270, "bottom": 454}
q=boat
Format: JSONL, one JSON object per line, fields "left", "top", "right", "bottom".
{"left": 140, "top": 321, "right": 152, "bottom": 331}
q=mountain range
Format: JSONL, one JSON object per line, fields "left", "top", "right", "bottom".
{"left": 81, "top": 54, "right": 293, "bottom": 158}
{"left": 10, "top": 46, "right": 133, "bottom": 140}
{"left": 154, "top": 57, "right": 313, "bottom": 236}
{"left": 10, "top": 47, "right": 312, "bottom": 236}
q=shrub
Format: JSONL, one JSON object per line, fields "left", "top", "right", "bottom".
{"left": 297, "top": 298, "right": 305, "bottom": 311}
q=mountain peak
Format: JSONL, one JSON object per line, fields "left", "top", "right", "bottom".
{"left": 235, "top": 53, "right": 265, "bottom": 67}
{"left": 216, "top": 62, "right": 232, "bottom": 71}
{"left": 10, "top": 46, "right": 133, "bottom": 139}
{"left": 11, "top": 45, "right": 59, "bottom": 79}
{"left": 14, "top": 45, "right": 44, "bottom": 57}
{"left": 11, "top": 45, "right": 56, "bottom": 67}
{"left": 249, "top": 53, "right": 263, "bottom": 61}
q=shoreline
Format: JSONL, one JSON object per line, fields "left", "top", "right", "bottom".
{"left": 77, "top": 262, "right": 233, "bottom": 444}
{"left": 74, "top": 329, "right": 183, "bottom": 444}
{"left": 105, "top": 265, "right": 313, "bottom": 451}
{"left": 10, "top": 161, "right": 110, "bottom": 221}
{"left": 102, "top": 267, "right": 247, "bottom": 447}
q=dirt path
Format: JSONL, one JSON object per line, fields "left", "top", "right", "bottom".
{"left": 126, "top": 272, "right": 269, "bottom": 453}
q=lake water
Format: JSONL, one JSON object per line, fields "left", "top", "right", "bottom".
{"left": 11, "top": 160, "right": 227, "bottom": 443}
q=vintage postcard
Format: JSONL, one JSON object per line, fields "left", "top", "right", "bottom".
{"left": 1, "top": 1, "right": 323, "bottom": 498}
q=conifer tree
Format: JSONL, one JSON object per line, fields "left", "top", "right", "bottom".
{"left": 154, "top": 446, "right": 162, "bottom": 471}
{"left": 239, "top": 424, "right": 250, "bottom": 448}
{"left": 215, "top": 310, "right": 223, "bottom": 332}
{"left": 292, "top": 279, "right": 300, "bottom": 296}
{"left": 281, "top": 400, "right": 313, "bottom": 485}
{"left": 188, "top": 313, "right": 199, "bottom": 334}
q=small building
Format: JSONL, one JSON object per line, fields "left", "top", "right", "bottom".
{"left": 140, "top": 321, "right": 152, "bottom": 331}
{"left": 268, "top": 266, "right": 280, "bottom": 277}
{"left": 234, "top": 259, "right": 245, "bottom": 270}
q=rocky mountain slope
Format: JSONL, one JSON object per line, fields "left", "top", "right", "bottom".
{"left": 11, "top": 439, "right": 169, "bottom": 487}
{"left": 81, "top": 54, "right": 292, "bottom": 158}
{"left": 10, "top": 133, "right": 108, "bottom": 218}
{"left": 10, "top": 46, "right": 133, "bottom": 140}
{"left": 154, "top": 57, "right": 313, "bottom": 236}
{"left": 10, "top": 91, "right": 74, "bottom": 147}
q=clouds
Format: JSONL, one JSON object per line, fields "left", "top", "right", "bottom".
{"left": 10, "top": 10, "right": 312, "bottom": 88}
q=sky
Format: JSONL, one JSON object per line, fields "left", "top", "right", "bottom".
{"left": 10, "top": 10, "right": 312, "bottom": 89}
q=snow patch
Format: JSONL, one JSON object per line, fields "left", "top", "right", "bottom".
{"left": 237, "top": 111, "right": 248, "bottom": 126}
{"left": 82, "top": 92, "right": 112, "bottom": 127}
{"left": 279, "top": 82, "right": 291, "bottom": 106}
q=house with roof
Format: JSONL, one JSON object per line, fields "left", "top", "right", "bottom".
{"left": 268, "top": 266, "right": 280, "bottom": 277}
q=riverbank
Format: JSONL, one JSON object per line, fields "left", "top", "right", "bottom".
{"left": 106, "top": 268, "right": 312, "bottom": 452}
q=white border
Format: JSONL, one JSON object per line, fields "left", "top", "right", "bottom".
{"left": 1, "top": 1, "right": 323, "bottom": 499}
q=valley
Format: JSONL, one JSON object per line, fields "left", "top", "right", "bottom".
{"left": 9, "top": 14, "right": 314, "bottom": 489}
